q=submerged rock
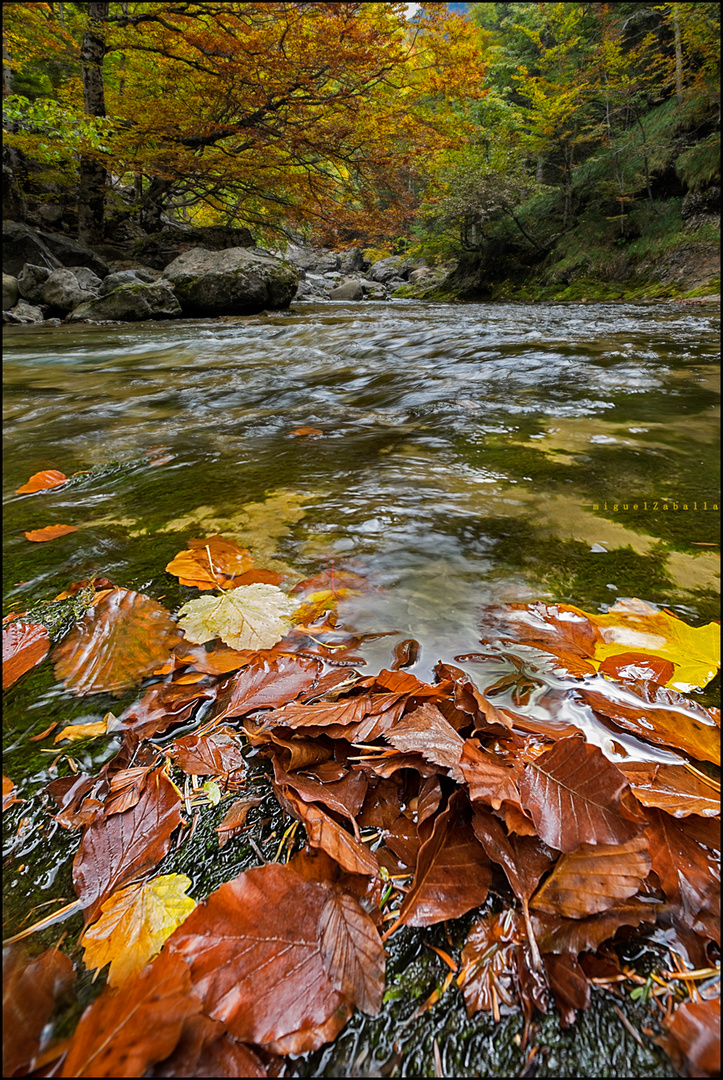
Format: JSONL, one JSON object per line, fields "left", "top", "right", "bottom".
{"left": 67, "top": 281, "right": 182, "bottom": 322}
{"left": 160, "top": 246, "right": 298, "bottom": 316}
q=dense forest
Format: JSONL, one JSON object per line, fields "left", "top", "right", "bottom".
{"left": 2, "top": 1, "right": 720, "bottom": 300}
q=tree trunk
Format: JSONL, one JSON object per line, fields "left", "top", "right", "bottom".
{"left": 140, "top": 177, "right": 173, "bottom": 232}
{"left": 78, "top": 1, "right": 109, "bottom": 245}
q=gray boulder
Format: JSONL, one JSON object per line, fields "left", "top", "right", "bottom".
{"left": 99, "top": 268, "right": 158, "bottom": 296}
{"left": 3, "top": 221, "right": 62, "bottom": 276}
{"left": 69, "top": 266, "right": 103, "bottom": 292}
{"left": 368, "top": 257, "right": 409, "bottom": 283}
{"left": 5, "top": 300, "right": 45, "bottom": 324}
{"left": 17, "top": 264, "right": 52, "bottom": 304}
{"left": 359, "top": 279, "right": 387, "bottom": 300}
{"left": 160, "top": 247, "right": 298, "bottom": 315}
{"left": 38, "top": 231, "right": 109, "bottom": 278}
{"left": 67, "top": 282, "right": 182, "bottom": 322}
{"left": 3, "top": 273, "right": 19, "bottom": 310}
{"left": 409, "top": 266, "right": 434, "bottom": 284}
{"left": 42, "top": 268, "right": 97, "bottom": 315}
{"left": 133, "top": 224, "right": 255, "bottom": 270}
{"left": 339, "top": 247, "right": 368, "bottom": 274}
{"left": 328, "top": 279, "right": 364, "bottom": 301}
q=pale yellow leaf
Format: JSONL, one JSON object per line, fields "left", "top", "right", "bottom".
{"left": 176, "top": 584, "right": 298, "bottom": 650}
{"left": 54, "top": 720, "right": 109, "bottom": 744}
{"left": 81, "top": 873, "right": 196, "bottom": 987}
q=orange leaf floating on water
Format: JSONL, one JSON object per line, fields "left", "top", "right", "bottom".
{"left": 15, "top": 469, "right": 68, "bottom": 494}
{"left": 3, "top": 944, "right": 75, "bottom": 1077}
{"left": 165, "top": 535, "right": 255, "bottom": 590}
{"left": 24, "top": 523, "right": 78, "bottom": 542}
{"left": 52, "top": 588, "right": 181, "bottom": 696}
{"left": 73, "top": 770, "right": 182, "bottom": 924}
{"left": 290, "top": 426, "right": 324, "bottom": 437}
{"left": 2, "top": 620, "right": 50, "bottom": 689}
{"left": 167, "top": 862, "right": 356, "bottom": 1054}
{"left": 598, "top": 651, "right": 675, "bottom": 684}
{"left": 60, "top": 949, "right": 200, "bottom": 1078}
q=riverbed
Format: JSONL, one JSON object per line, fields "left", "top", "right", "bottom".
{"left": 3, "top": 298, "right": 719, "bottom": 1076}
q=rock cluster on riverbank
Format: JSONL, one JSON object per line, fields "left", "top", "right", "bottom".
{"left": 2, "top": 220, "right": 446, "bottom": 326}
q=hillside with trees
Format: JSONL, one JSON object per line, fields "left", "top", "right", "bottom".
{"left": 2, "top": 1, "right": 720, "bottom": 300}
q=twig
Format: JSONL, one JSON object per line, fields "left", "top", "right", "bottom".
{"left": 612, "top": 1004, "right": 647, "bottom": 1050}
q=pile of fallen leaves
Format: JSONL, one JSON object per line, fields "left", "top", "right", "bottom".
{"left": 2, "top": 527, "right": 720, "bottom": 1078}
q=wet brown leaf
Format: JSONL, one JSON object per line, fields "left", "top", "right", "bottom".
{"left": 580, "top": 680, "right": 720, "bottom": 765}
{"left": 73, "top": 770, "right": 182, "bottom": 924}
{"left": 216, "top": 797, "right": 264, "bottom": 847}
{"left": 644, "top": 808, "right": 720, "bottom": 940}
{"left": 2, "top": 620, "right": 50, "bottom": 690}
{"left": 620, "top": 762, "right": 719, "bottom": 818}
{"left": 598, "top": 651, "right": 675, "bottom": 684}
{"left": 212, "top": 652, "right": 321, "bottom": 722}
{"left": 168, "top": 732, "right": 246, "bottom": 780}
{"left": 395, "top": 790, "right": 491, "bottom": 928}
{"left": 60, "top": 949, "right": 200, "bottom": 1078}
{"left": 279, "top": 786, "right": 379, "bottom": 876}
{"left": 151, "top": 1014, "right": 271, "bottom": 1077}
{"left": 451, "top": 739, "right": 523, "bottom": 810}
{"left": 543, "top": 953, "right": 590, "bottom": 1027}
{"left": 3, "top": 945, "right": 75, "bottom": 1076}
{"left": 24, "top": 523, "right": 78, "bottom": 542}
{"left": 530, "top": 835, "right": 651, "bottom": 918}
{"left": 52, "top": 589, "right": 181, "bottom": 696}
{"left": 385, "top": 702, "right": 465, "bottom": 769}
{"left": 272, "top": 760, "right": 367, "bottom": 824}
{"left": 167, "top": 863, "right": 353, "bottom": 1054}
{"left": 531, "top": 900, "right": 660, "bottom": 955}
{"left": 518, "top": 734, "right": 645, "bottom": 852}
{"left": 119, "top": 679, "right": 216, "bottom": 737}
{"left": 319, "top": 891, "right": 385, "bottom": 1015}
{"left": 15, "top": 468, "right": 68, "bottom": 493}
{"left": 458, "top": 909, "right": 526, "bottom": 1017}
{"left": 664, "top": 997, "right": 720, "bottom": 1077}
{"left": 471, "top": 807, "right": 556, "bottom": 903}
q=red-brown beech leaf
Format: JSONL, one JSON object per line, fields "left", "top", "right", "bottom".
{"left": 385, "top": 702, "right": 464, "bottom": 768}
{"left": 619, "top": 762, "right": 720, "bottom": 818}
{"left": 451, "top": 739, "right": 523, "bottom": 810}
{"left": 644, "top": 808, "right": 720, "bottom": 940}
{"left": 73, "top": 770, "right": 182, "bottom": 924}
{"left": 119, "top": 680, "right": 216, "bottom": 738}
{"left": 263, "top": 692, "right": 403, "bottom": 733}
{"left": 216, "top": 797, "right": 264, "bottom": 848}
{"left": 598, "top": 652, "right": 675, "bottom": 684}
{"left": 358, "top": 776, "right": 404, "bottom": 830}
{"left": 383, "top": 814, "right": 421, "bottom": 870}
{"left": 168, "top": 732, "right": 246, "bottom": 779}
{"left": 472, "top": 807, "right": 556, "bottom": 903}
{"left": 151, "top": 1014, "right": 271, "bottom": 1077}
{"left": 278, "top": 786, "right": 379, "bottom": 876}
{"left": 531, "top": 900, "right": 660, "bottom": 955}
{"left": 3, "top": 945, "right": 75, "bottom": 1077}
{"left": 478, "top": 601, "right": 602, "bottom": 659}
{"left": 167, "top": 863, "right": 352, "bottom": 1054}
{"left": 530, "top": 835, "right": 651, "bottom": 919}
{"left": 60, "top": 949, "right": 200, "bottom": 1078}
{"left": 2, "top": 620, "right": 50, "bottom": 690}
{"left": 543, "top": 953, "right": 591, "bottom": 1028}
{"left": 212, "top": 653, "right": 321, "bottom": 722}
{"left": 458, "top": 909, "right": 528, "bottom": 1017}
{"left": 52, "top": 589, "right": 181, "bottom": 696}
{"left": 272, "top": 759, "right": 367, "bottom": 824}
{"left": 579, "top": 680, "right": 720, "bottom": 765}
{"left": 664, "top": 998, "right": 721, "bottom": 1077}
{"left": 319, "top": 892, "right": 385, "bottom": 1015}
{"left": 518, "top": 734, "right": 645, "bottom": 852}
{"left": 396, "top": 790, "right": 491, "bottom": 928}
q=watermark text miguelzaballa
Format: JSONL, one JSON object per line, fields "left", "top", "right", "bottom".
{"left": 591, "top": 500, "right": 718, "bottom": 511}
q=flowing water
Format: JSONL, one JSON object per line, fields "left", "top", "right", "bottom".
{"left": 3, "top": 298, "right": 719, "bottom": 1075}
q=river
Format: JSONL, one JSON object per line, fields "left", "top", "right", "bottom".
{"left": 2, "top": 298, "right": 719, "bottom": 1076}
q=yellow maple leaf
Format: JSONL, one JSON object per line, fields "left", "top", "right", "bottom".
{"left": 81, "top": 873, "right": 196, "bottom": 988}
{"left": 588, "top": 598, "right": 720, "bottom": 692}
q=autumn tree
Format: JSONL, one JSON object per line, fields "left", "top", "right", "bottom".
{"left": 3, "top": 2, "right": 486, "bottom": 245}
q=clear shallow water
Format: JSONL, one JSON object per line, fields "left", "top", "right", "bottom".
{"left": 4, "top": 299, "right": 719, "bottom": 669}
{"left": 2, "top": 299, "right": 717, "bottom": 1076}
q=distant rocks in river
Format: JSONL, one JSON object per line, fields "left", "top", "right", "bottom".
{"left": 2, "top": 219, "right": 442, "bottom": 325}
